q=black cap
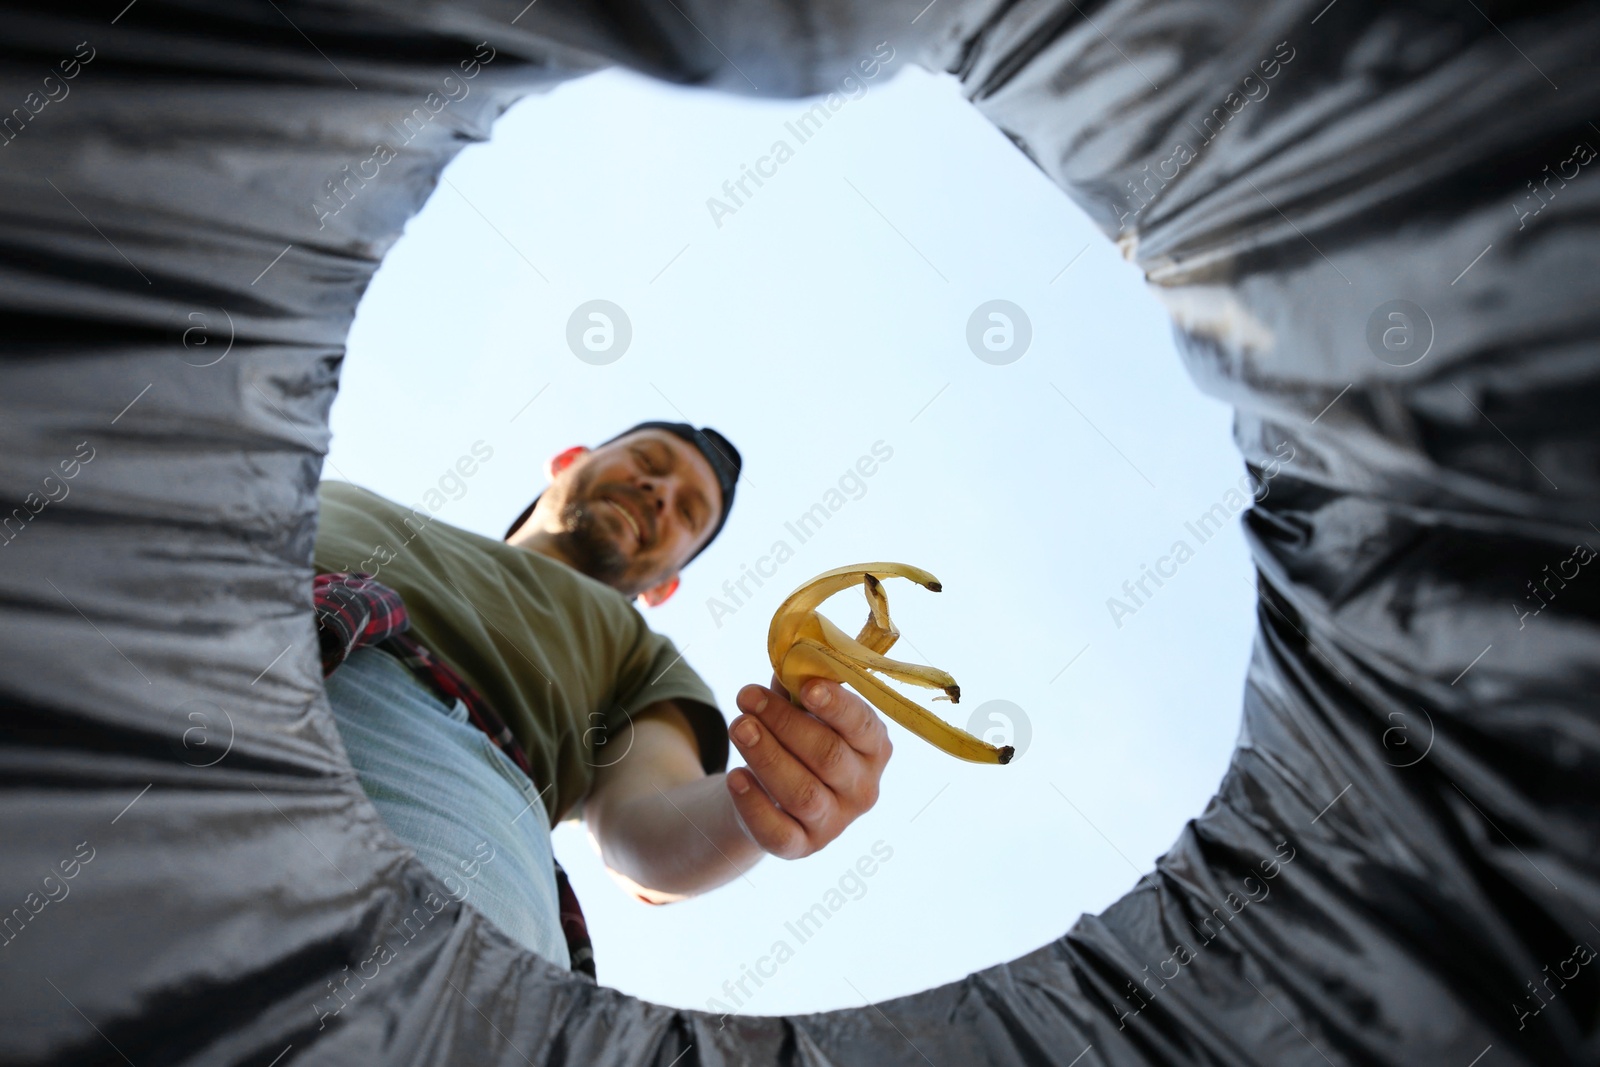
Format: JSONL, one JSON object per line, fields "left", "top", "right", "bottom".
{"left": 503, "top": 421, "right": 742, "bottom": 567}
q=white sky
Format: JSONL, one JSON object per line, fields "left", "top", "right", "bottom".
{"left": 327, "top": 63, "right": 1256, "bottom": 1016}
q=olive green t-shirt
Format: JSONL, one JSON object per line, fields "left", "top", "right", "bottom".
{"left": 313, "top": 481, "right": 728, "bottom": 826}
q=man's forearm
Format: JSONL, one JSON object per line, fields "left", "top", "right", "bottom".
{"left": 585, "top": 680, "right": 893, "bottom": 903}
{"left": 596, "top": 773, "right": 763, "bottom": 901}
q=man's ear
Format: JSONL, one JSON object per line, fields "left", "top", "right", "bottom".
{"left": 546, "top": 445, "right": 588, "bottom": 482}
{"left": 637, "top": 575, "right": 679, "bottom": 608}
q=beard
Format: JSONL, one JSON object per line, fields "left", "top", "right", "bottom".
{"left": 551, "top": 496, "right": 634, "bottom": 592}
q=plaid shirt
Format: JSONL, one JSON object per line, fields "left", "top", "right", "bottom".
{"left": 313, "top": 571, "right": 596, "bottom": 979}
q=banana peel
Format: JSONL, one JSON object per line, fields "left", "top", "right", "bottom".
{"left": 767, "top": 563, "right": 1013, "bottom": 765}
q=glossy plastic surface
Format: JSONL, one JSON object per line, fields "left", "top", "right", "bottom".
{"left": 1, "top": 1, "right": 1594, "bottom": 1063}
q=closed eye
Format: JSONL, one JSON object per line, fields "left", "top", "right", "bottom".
{"left": 634, "top": 446, "right": 668, "bottom": 475}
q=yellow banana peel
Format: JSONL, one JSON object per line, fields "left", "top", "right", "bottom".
{"left": 767, "top": 563, "right": 1014, "bottom": 765}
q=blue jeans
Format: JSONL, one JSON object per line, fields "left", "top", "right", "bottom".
{"left": 323, "top": 645, "right": 570, "bottom": 968}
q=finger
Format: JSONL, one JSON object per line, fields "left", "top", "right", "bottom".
{"left": 792, "top": 678, "right": 891, "bottom": 762}
{"left": 767, "top": 671, "right": 790, "bottom": 704}
{"left": 737, "top": 683, "right": 865, "bottom": 792}
{"left": 728, "top": 712, "right": 840, "bottom": 832}
{"left": 725, "top": 767, "right": 809, "bottom": 859}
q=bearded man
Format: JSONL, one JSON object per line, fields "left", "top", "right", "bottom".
{"left": 310, "top": 421, "right": 893, "bottom": 976}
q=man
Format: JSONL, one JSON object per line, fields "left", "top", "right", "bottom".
{"left": 311, "top": 421, "right": 893, "bottom": 975}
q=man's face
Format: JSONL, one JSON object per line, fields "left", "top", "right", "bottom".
{"left": 544, "top": 430, "right": 723, "bottom": 597}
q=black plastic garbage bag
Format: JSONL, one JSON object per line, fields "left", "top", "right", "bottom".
{"left": 1, "top": 0, "right": 1596, "bottom": 1064}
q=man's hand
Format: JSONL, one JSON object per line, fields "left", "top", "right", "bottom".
{"left": 724, "top": 675, "right": 893, "bottom": 860}
{"left": 583, "top": 678, "right": 892, "bottom": 903}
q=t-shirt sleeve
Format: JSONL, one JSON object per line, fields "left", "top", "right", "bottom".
{"left": 607, "top": 621, "right": 728, "bottom": 776}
